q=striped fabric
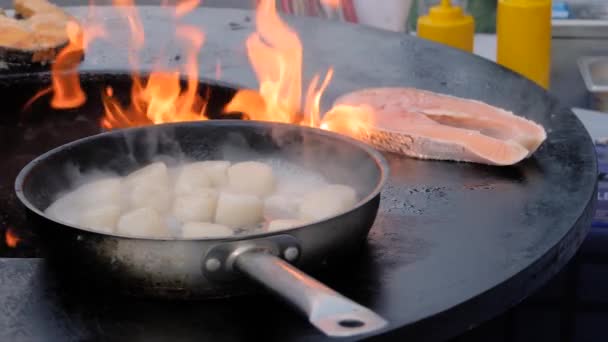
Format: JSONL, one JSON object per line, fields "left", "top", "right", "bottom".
{"left": 276, "top": 0, "right": 358, "bottom": 23}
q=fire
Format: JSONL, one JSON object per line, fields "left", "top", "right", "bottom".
{"left": 321, "top": 0, "right": 342, "bottom": 8}
{"left": 174, "top": 0, "right": 201, "bottom": 18}
{"left": 224, "top": 0, "right": 337, "bottom": 129}
{"left": 101, "top": 2, "right": 208, "bottom": 129}
{"left": 303, "top": 70, "right": 334, "bottom": 127}
{"left": 5, "top": 228, "right": 20, "bottom": 248}
{"left": 28, "top": 13, "right": 106, "bottom": 110}
{"left": 31, "top": 0, "right": 373, "bottom": 141}
{"left": 226, "top": 0, "right": 306, "bottom": 123}
{"left": 224, "top": 0, "right": 369, "bottom": 133}
{"left": 321, "top": 104, "right": 374, "bottom": 138}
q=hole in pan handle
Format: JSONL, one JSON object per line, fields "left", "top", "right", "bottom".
{"left": 233, "top": 251, "right": 389, "bottom": 337}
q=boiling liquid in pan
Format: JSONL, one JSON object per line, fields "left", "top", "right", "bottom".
{"left": 44, "top": 156, "right": 358, "bottom": 239}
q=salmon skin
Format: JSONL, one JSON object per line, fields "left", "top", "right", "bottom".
{"left": 333, "top": 88, "right": 547, "bottom": 166}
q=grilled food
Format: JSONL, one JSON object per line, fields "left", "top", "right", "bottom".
{"left": 0, "top": 0, "right": 80, "bottom": 65}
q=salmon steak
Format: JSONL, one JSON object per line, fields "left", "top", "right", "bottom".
{"left": 332, "top": 88, "right": 547, "bottom": 166}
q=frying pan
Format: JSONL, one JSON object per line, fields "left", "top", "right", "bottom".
{"left": 15, "top": 120, "right": 390, "bottom": 338}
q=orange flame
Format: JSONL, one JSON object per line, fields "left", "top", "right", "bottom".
{"left": 227, "top": 0, "right": 304, "bottom": 123}
{"left": 175, "top": 0, "right": 201, "bottom": 18}
{"left": 304, "top": 69, "right": 334, "bottom": 127}
{"left": 101, "top": 2, "right": 208, "bottom": 129}
{"left": 31, "top": 0, "right": 373, "bottom": 142}
{"left": 5, "top": 228, "right": 20, "bottom": 248}
{"left": 321, "top": 104, "right": 375, "bottom": 138}
{"left": 321, "top": 0, "right": 342, "bottom": 9}
{"left": 49, "top": 20, "right": 105, "bottom": 109}
{"left": 225, "top": 0, "right": 336, "bottom": 128}
{"left": 26, "top": 3, "right": 106, "bottom": 110}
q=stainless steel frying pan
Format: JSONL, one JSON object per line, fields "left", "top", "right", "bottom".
{"left": 15, "top": 120, "right": 390, "bottom": 337}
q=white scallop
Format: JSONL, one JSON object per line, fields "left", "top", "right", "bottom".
{"left": 199, "top": 161, "right": 231, "bottom": 187}
{"left": 78, "top": 204, "right": 121, "bottom": 233}
{"left": 124, "top": 162, "right": 169, "bottom": 189}
{"left": 268, "top": 219, "right": 306, "bottom": 232}
{"left": 172, "top": 190, "right": 218, "bottom": 223}
{"left": 298, "top": 184, "right": 358, "bottom": 221}
{"left": 263, "top": 194, "right": 302, "bottom": 220}
{"left": 181, "top": 221, "right": 234, "bottom": 238}
{"left": 45, "top": 177, "right": 122, "bottom": 225}
{"left": 227, "top": 161, "right": 275, "bottom": 196}
{"left": 165, "top": 215, "right": 182, "bottom": 233}
{"left": 129, "top": 182, "right": 171, "bottom": 212}
{"left": 44, "top": 190, "right": 81, "bottom": 226}
{"left": 116, "top": 207, "right": 168, "bottom": 237}
{"left": 173, "top": 162, "right": 212, "bottom": 195}
{"left": 214, "top": 192, "right": 263, "bottom": 227}
{"left": 73, "top": 177, "right": 122, "bottom": 207}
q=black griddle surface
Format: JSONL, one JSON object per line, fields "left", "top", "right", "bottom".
{"left": 0, "top": 6, "right": 597, "bottom": 342}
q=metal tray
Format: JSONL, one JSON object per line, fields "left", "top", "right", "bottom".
{"left": 579, "top": 56, "right": 608, "bottom": 93}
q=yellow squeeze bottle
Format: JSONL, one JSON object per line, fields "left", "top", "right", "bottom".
{"left": 417, "top": 0, "right": 475, "bottom": 52}
{"left": 497, "top": 0, "right": 551, "bottom": 88}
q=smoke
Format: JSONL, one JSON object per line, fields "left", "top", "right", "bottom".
{"left": 36, "top": 120, "right": 384, "bottom": 212}
{"left": 216, "top": 123, "right": 384, "bottom": 198}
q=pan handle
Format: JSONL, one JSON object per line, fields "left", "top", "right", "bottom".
{"left": 233, "top": 250, "right": 388, "bottom": 337}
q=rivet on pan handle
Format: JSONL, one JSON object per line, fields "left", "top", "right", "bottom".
{"left": 203, "top": 235, "right": 388, "bottom": 337}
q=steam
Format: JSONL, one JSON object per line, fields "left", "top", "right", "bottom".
{"left": 40, "top": 122, "right": 383, "bottom": 210}
{"left": 52, "top": 163, "right": 121, "bottom": 202}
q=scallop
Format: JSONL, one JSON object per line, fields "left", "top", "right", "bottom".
{"left": 199, "top": 161, "right": 231, "bottom": 187}
{"left": 165, "top": 215, "right": 182, "bottom": 233}
{"left": 129, "top": 182, "right": 171, "bottom": 212}
{"left": 181, "top": 221, "right": 234, "bottom": 238}
{"left": 264, "top": 194, "right": 302, "bottom": 220}
{"left": 77, "top": 204, "right": 121, "bottom": 233}
{"left": 298, "top": 184, "right": 357, "bottom": 221}
{"left": 73, "top": 177, "right": 122, "bottom": 207}
{"left": 214, "top": 192, "right": 263, "bottom": 227}
{"left": 44, "top": 190, "right": 81, "bottom": 226}
{"left": 46, "top": 177, "right": 123, "bottom": 223}
{"left": 124, "top": 162, "right": 169, "bottom": 189}
{"left": 172, "top": 190, "right": 218, "bottom": 223}
{"left": 173, "top": 162, "right": 212, "bottom": 195}
{"left": 116, "top": 207, "right": 168, "bottom": 237}
{"left": 227, "top": 161, "right": 275, "bottom": 196}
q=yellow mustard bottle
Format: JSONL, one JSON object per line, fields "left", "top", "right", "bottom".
{"left": 497, "top": 0, "right": 551, "bottom": 88}
{"left": 417, "top": 0, "right": 475, "bottom": 53}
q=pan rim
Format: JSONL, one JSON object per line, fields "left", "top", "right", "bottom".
{"left": 14, "top": 119, "right": 390, "bottom": 242}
